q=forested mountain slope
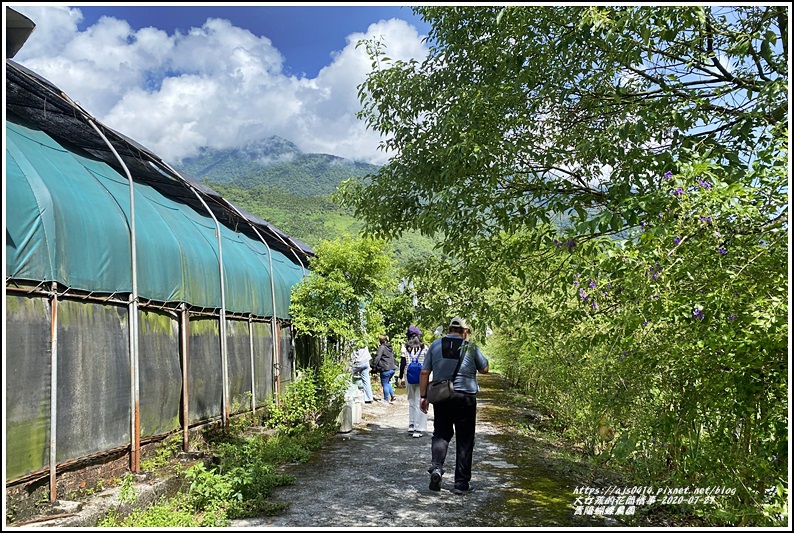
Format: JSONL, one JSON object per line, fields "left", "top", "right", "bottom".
{"left": 176, "top": 136, "right": 380, "bottom": 197}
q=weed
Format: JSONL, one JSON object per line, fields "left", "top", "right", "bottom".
{"left": 117, "top": 473, "right": 138, "bottom": 505}
{"left": 98, "top": 359, "right": 345, "bottom": 527}
{"left": 141, "top": 434, "right": 182, "bottom": 472}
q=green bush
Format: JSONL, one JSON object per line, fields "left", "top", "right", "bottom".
{"left": 264, "top": 358, "right": 348, "bottom": 435}
{"left": 98, "top": 357, "right": 348, "bottom": 527}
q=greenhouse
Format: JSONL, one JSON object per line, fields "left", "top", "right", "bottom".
{"left": 5, "top": 12, "right": 315, "bottom": 499}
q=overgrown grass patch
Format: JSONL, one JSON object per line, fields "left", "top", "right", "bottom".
{"left": 97, "top": 359, "right": 348, "bottom": 527}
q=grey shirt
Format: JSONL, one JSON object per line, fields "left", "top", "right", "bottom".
{"left": 423, "top": 334, "right": 488, "bottom": 394}
{"left": 351, "top": 346, "right": 371, "bottom": 366}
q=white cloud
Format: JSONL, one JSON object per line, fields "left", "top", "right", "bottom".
{"left": 10, "top": 6, "right": 428, "bottom": 165}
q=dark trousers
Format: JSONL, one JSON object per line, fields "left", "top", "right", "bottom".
{"left": 429, "top": 392, "right": 478, "bottom": 489}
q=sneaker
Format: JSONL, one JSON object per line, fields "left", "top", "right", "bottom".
{"left": 408, "top": 425, "right": 415, "bottom": 433}
{"left": 453, "top": 483, "right": 475, "bottom": 495}
{"left": 429, "top": 468, "right": 442, "bottom": 491}
{"left": 412, "top": 432, "right": 423, "bottom": 438}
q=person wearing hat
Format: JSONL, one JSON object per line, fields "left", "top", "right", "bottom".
{"left": 401, "top": 325, "right": 428, "bottom": 437}
{"left": 397, "top": 325, "right": 422, "bottom": 388}
{"left": 419, "top": 317, "right": 489, "bottom": 494}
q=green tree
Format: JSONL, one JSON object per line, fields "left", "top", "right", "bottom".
{"left": 339, "top": 6, "right": 788, "bottom": 525}
{"left": 289, "top": 236, "right": 397, "bottom": 358}
{"left": 340, "top": 5, "right": 786, "bottom": 264}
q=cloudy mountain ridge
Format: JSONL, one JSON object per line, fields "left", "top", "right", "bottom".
{"left": 176, "top": 136, "right": 380, "bottom": 197}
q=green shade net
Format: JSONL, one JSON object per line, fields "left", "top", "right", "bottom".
{"left": 6, "top": 119, "right": 305, "bottom": 318}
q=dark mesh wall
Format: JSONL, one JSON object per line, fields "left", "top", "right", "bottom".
{"left": 279, "top": 325, "right": 294, "bottom": 387}
{"left": 252, "top": 321, "right": 274, "bottom": 406}
{"left": 187, "top": 317, "right": 222, "bottom": 423}
{"left": 5, "top": 295, "right": 51, "bottom": 479}
{"left": 295, "top": 334, "right": 322, "bottom": 370}
{"left": 6, "top": 295, "right": 292, "bottom": 482}
{"left": 56, "top": 300, "right": 131, "bottom": 461}
{"left": 226, "top": 319, "right": 253, "bottom": 414}
{"left": 138, "top": 309, "right": 181, "bottom": 437}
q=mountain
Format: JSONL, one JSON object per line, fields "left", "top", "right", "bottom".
{"left": 175, "top": 137, "right": 380, "bottom": 196}
{"left": 174, "top": 136, "right": 439, "bottom": 268}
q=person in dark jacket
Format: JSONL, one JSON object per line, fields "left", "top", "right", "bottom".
{"left": 372, "top": 335, "right": 398, "bottom": 403}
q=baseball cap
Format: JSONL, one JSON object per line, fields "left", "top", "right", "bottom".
{"left": 449, "top": 317, "right": 469, "bottom": 330}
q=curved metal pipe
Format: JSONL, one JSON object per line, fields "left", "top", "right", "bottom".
{"left": 86, "top": 118, "right": 141, "bottom": 472}
{"left": 157, "top": 161, "right": 286, "bottom": 407}
{"left": 267, "top": 228, "right": 308, "bottom": 278}
{"left": 49, "top": 282, "right": 58, "bottom": 501}
{"left": 212, "top": 201, "right": 281, "bottom": 406}
{"left": 156, "top": 161, "right": 232, "bottom": 425}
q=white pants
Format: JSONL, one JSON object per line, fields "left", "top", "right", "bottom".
{"left": 406, "top": 382, "right": 428, "bottom": 431}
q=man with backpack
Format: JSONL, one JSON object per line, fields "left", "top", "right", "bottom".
{"left": 419, "top": 317, "right": 489, "bottom": 494}
{"left": 401, "top": 325, "right": 428, "bottom": 438}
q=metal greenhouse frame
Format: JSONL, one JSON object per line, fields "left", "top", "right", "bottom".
{"left": 5, "top": 51, "right": 314, "bottom": 502}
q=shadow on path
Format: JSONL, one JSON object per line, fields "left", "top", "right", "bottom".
{"left": 233, "top": 373, "right": 615, "bottom": 528}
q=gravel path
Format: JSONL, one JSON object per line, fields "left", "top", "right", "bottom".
{"left": 231, "top": 373, "right": 612, "bottom": 528}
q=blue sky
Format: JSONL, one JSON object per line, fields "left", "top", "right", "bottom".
{"left": 7, "top": 4, "right": 433, "bottom": 165}
{"left": 74, "top": 5, "right": 431, "bottom": 79}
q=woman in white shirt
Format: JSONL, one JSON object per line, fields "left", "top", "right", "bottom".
{"left": 401, "top": 326, "right": 428, "bottom": 437}
{"left": 350, "top": 345, "right": 374, "bottom": 403}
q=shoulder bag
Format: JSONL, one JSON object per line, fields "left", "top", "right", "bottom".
{"left": 426, "top": 343, "right": 466, "bottom": 404}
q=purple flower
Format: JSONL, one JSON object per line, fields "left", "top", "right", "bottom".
{"left": 565, "top": 239, "right": 576, "bottom": 249}
{"left": 673, "top": 187, "right": 685, "bottom": 197}
{"left": 640, "top": 220, "right": 647, "bottom": 227}
{"left": 589, "top": 279, "right": 597, "bottom": 289}
{"left": 642, "top": 320, "right": 648, "bottom": 327}
{"left": 553, "top": 238, "right": 559, "bottom": 246}
{"left": 651, "top": 295, "right": 659, "bottom": 300}
{"left": 591, "top": 301, "right": 598, "bottom": 310}
{"left": 664, "top": 171, "right": 673, "bottom": 179}
{"left": 648, "top": 263, "right": 662, "bottom": 280}
{"left": 718, "top": 246, "right": 727, "bottom": 255}
{"left": 698, "top": 178, "right": 712, "bottom": 190}
{"left": 673, "top": 237, "right": 681, "bottom": 245}
{"left": 693, "top": 308, "right": 704, "bottom": 320}
{"left": 579, "top": 289, "right": 589, "bottom": 301}
{"left": 728, "top": 314, "right": 737, "bottom": 321}
{"left": 700, "top": 216, "right": 712, "bottom": 224}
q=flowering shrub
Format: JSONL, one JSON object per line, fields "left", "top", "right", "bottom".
{"left": 491, "top": 154, "right": 787, "bottom": 526}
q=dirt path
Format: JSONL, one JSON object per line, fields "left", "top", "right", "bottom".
{"left": 232, "top": 373, "right": 616, "bottom": 528}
